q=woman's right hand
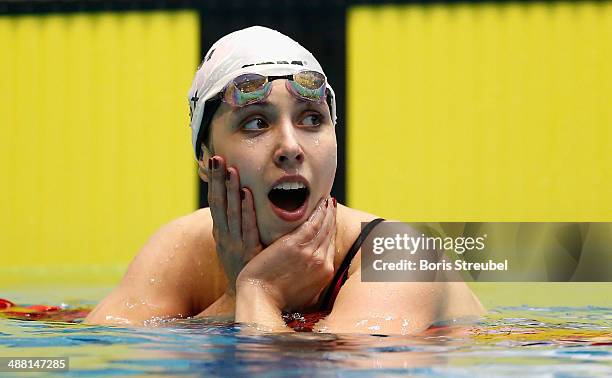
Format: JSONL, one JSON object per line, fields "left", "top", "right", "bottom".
{"left": 207, "top": 155, "right": 263, "bottom": 297}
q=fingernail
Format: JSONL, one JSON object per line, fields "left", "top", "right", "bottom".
{"left": 333, "top": 197, "right": 337, "bottom": 208}
{"left": 240, "top": 189, "right": 246, "bottom": 200}
{"left": 208, "top": 158, "right": 212, "bottom": 170}
{"left": 213, "top": 157, "right": 219, "bottom": 170}
{"left": 226, "top": 169, "right": 231, "bottom": 181}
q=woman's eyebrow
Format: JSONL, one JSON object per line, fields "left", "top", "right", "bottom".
{"left": 231, "top": 102, "right": 273, "bottom": 118}
{"left": 297, "top": 101, "right": 326, "bottom": 112}
{"left": 229, "top": 100, "right": 326, "bottom": 120}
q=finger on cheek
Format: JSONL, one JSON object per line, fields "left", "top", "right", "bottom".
{"left": 241, "top": 188, "right": 259, "bottom": 250}
{"left": 309, "top": 197, "right": 327, "bottom": 223}
{"left": 226, "top": 167, "right": 242, "bottom": 239}
{"left": 226, "top": 167, "right": 241, "bottom": 208}
{"left": 209, "top": 156, "right": 229, "bottom": 232}
{"left": 306, "top": 198, "right": 334, "bottom": 247}
{"left": 321, "top": 197, "right": 334, "bottom": 227}
{"left": 212, "top": 156, "right": 227, "bottom": 181}
{"left": 332, "top": 197, "right": 338, "bottom": 223}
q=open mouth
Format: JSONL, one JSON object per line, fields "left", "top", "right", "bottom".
{"left": 267, "top": 182, "right": 310, "bottom": 212}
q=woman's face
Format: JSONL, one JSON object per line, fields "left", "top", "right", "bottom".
{"left": 203, "top": 80, "right": 337, "bottom": 245}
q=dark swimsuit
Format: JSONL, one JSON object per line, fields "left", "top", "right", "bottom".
{"left": 282, "top": 218, "right": 385, "bottom": 331}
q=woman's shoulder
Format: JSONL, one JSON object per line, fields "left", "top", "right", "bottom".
{"left": 123, "top": 208, "right": 225, "bottom": 311}
{"left": 334, "top": 204, "right": 382, "bottom": 269}
{"left": 142, "top": 207, "right": 215, "bottom": 258}
{"left": 336, "top": 204, "right": 385, "bottom": 241}
{"left": 337, "top": 204, "right": 379, "bottom": 222}
{"left": 131, "top": 207, "right": 213, "bottom": 262}
{"left": 156, "top": 207, "right": 221, "bottom": 279}
{"left": 84, "top": 209, "right": 223, "bottom": 324}
{"left": 338, "top": 205, "right": 428, "bottom": 238}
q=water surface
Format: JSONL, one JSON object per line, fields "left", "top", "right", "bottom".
{"left": 1, "top": 287, "right": 610, "bottom": 377}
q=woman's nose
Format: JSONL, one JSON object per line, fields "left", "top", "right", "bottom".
{"left": 273, "top": 127, "right": 304, "bottom": 169}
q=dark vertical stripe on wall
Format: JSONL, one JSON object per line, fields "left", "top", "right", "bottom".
{"left": 197, "top": 2, "right": 347, "bottom": 208}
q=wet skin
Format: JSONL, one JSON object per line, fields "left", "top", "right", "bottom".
{"left": 200, "top": 80, "right": 337, "bottom": 245}
{"left": 198, "top": 81, "right": 340, "bottom": 319}
{"left": 84, "top": 81, "right": 485, "bottom": 333}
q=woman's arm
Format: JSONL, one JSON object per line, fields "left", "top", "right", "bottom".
{"left": 84, "top": 211, "right": 224, "bottom": 325}
{"left": 314, "top": 269, "right": 446, "bottom": 334}
{"left": 315, "top": 255, "right": 484, "bottom": 334}
{"left": 235, "top": 285, "right": 292, "bottom": 332}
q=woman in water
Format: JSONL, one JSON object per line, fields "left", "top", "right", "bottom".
{"left": 84, "top": 26, "right": 483, "bottom": 333}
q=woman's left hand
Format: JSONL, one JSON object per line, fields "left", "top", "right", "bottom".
{"left": 235, "top": 196, "right": 337, "bottom": 315}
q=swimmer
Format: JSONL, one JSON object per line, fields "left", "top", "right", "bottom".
{"left": 84, "top": 26, "right": 483, "bottom": 333}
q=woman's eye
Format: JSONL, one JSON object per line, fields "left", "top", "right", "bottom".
{"left": 242, "top": 117, "right": 268, "bottom": 131}
{"left": 301, "top": 114, "right": 321, "bottom": 127}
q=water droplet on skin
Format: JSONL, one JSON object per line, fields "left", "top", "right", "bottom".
{"left": 356, "top": 319, "right": 368, "bottom": 327}
{"left": 149, "top": 278, "right": 156, "bottom": 284}
{"left": 401, "top": 318, "right": 410, "bottom": 335}
{"left": 313, "top": 137, "right": 320, "bottom": 146}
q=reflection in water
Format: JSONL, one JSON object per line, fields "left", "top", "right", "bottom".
{"left": 0, "top": 306, "right": 610, "bottom": 377}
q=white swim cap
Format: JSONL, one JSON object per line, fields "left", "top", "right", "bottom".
{"left": 187, "top": 26, "right": 337, "bottom": 159}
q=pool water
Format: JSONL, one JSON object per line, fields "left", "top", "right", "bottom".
{"left": 1, "top": 287, "right": 611, "bottom": 377}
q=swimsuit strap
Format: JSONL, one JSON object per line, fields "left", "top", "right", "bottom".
{"left": 319, "top": 218, "right": 385, "bottom": 311}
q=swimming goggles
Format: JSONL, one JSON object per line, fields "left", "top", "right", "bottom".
{"left": 213, "top": 70, "right": 327, "bottom": 107}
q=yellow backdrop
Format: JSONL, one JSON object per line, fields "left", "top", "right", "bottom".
{"left": 346, "top": 1, "right": 612, "bottom": 306}
{"left": 1, "top": 4, "right": 610, "bottom": 306}
{"left": 0, "top": 11, "right": 199, "bottom": 285}
{"left": 347, "top": 1, "right": 611, "bottom": 222}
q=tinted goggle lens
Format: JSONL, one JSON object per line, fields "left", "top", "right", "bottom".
{"left": 286, "top": 71, "right": 326, "bottom": 102}
{"left": 224, "top": 73, "right": 271, "bottom": 106}
{"left": 222, "top": 71, "right": 326, "bottom": 107}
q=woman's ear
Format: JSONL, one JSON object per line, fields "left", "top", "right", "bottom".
{"left": 197, "top": 144, "right": 211, "bottom": 182}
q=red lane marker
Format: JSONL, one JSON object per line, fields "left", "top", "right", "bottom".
{"left": 0, "top": 298, "right": 15, "bottom": 310}
{"left": 25, "top": 305, "right": 61, "bottom": 312}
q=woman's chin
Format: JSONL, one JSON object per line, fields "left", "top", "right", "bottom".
{"left": 257, "top": 219, "right": 305, "bottom": 246}
{"left": 256, "top": 197, "right": 323, "bottom": 245}
{"left": 259, "top": 226, "right": 294, "bottom": 246}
